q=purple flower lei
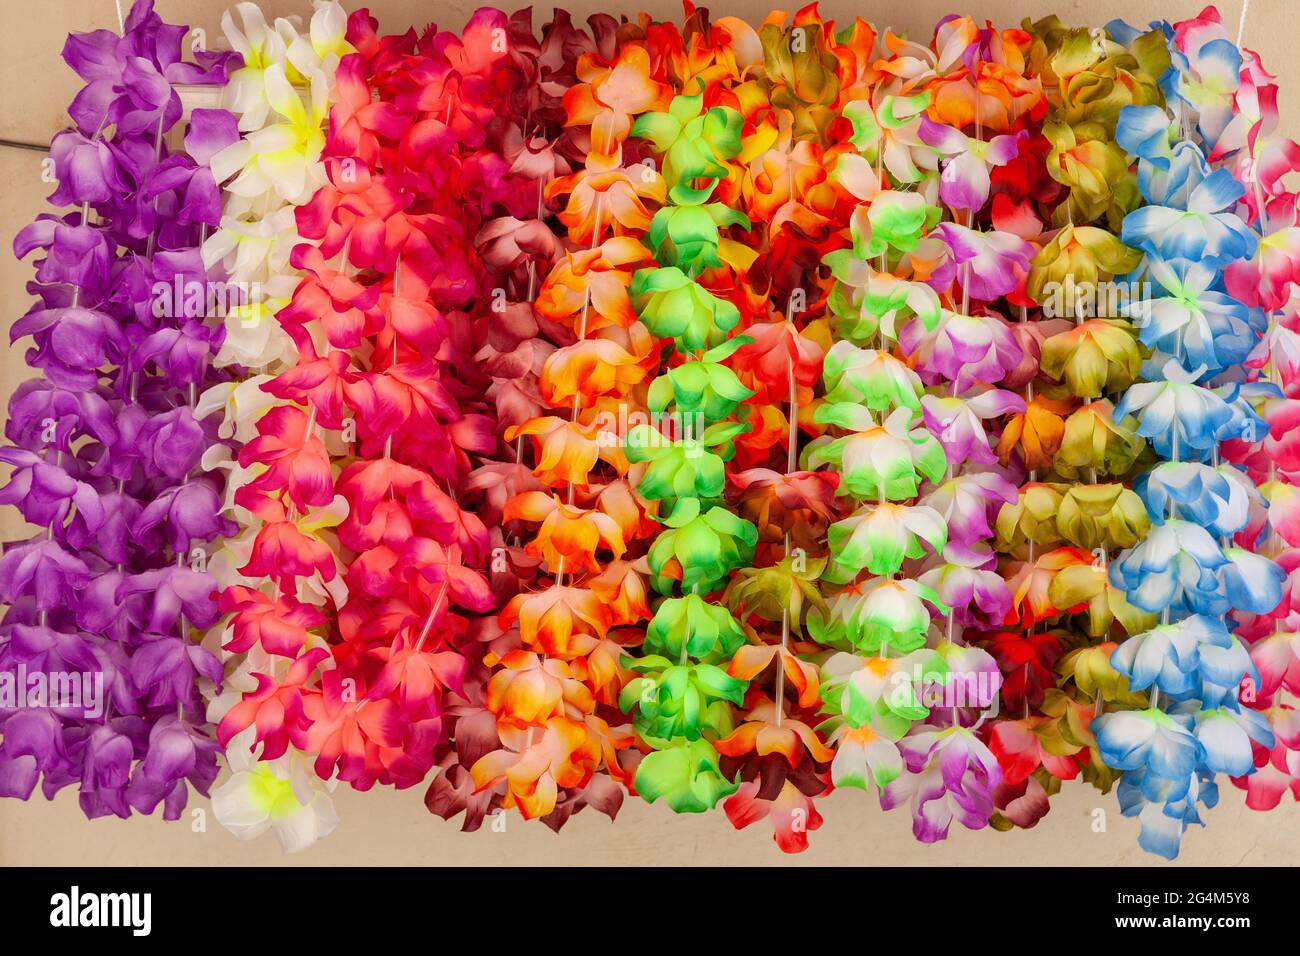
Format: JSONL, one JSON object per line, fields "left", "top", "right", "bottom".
{"left": 0, "top": 0, "right": 239, "bottom": 821}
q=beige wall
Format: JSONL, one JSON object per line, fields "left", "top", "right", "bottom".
{"left": 1, "top": 0, "right": 1296, "bottom": 866}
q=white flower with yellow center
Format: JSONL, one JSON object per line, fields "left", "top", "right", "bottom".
{"left": 212, "top": 732, "right": 340, "bottom": 854}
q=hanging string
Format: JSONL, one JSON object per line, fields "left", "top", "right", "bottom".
{"left": 1236, "top": 0, "right": 1251, "bottom": 48}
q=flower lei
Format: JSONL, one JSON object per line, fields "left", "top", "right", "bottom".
{"left": 216, "top": 7, "right": 522, "bottom": 810}
{"left": 199, "top": 0, "right": 352, "bottom": 852}
{"left": 1217, "top": 14, "right": 1300, "bottom": 816}
{"left": 455, "top": 9, "right": 655, "bottom": 827}
{"left": 982, "top": 14, "right": 1165, "bottom": 833}
{"left": 709, "top": 8, "right": 839, "bottom": 849}
{"left": 811, "top": 13, "right": 1032, "bottom": 846}
{"left": 1090, "top": 6, "right": 1285, "bottom": 859}
{"left": 618, "top": 12, "right": 761, "bottom": 825}
{"left": 1, "top": 0, "right": 235, "bottom": 818}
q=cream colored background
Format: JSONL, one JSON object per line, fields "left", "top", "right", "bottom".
{"left": 1, "top": 0, "right": 1296, "bottom": 866}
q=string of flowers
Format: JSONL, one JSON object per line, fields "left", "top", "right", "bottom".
{"left": 982, "top": 15, "right": 1165, "bottom": 833}
{"left": 804, "top": 19, "right": 952, "bottom": 842}
{"left": 425, "top": 7, "right": 623, "bottom": 832}
{"left": 591, "top": 10, "right": 761, "bottom": 822}
{"left": 209, "top": 2, "right": 375, "bottom": 827}
{"left": 1092, "top": 7, "right": 1284, "bottom": 859}
{"left": 848, "top": 14, "right": 1028, "bottom": 844}
{"left": 0, "top": 0, "right": 236, "bottom": 817}
{"left": 711, "top": 8, "right": 838, "bottom": 851}
{"left": 466, "top": 10, "right": 664, "bottom": 825}
{"left": 1219, "top": 5, "right": 1300, "bottom": 813}
{"left": 218, "top": 6, "right": 531, "bottom": 812}
{"left": 198, "top": 0, "right": 352, "bottom": 852}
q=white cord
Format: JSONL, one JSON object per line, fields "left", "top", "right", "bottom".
{"left": 115, "top": 0, "right": 124, "bottom": 32}
{"left": 1236, "top": 0, "right": 1250, "bottom": 48}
